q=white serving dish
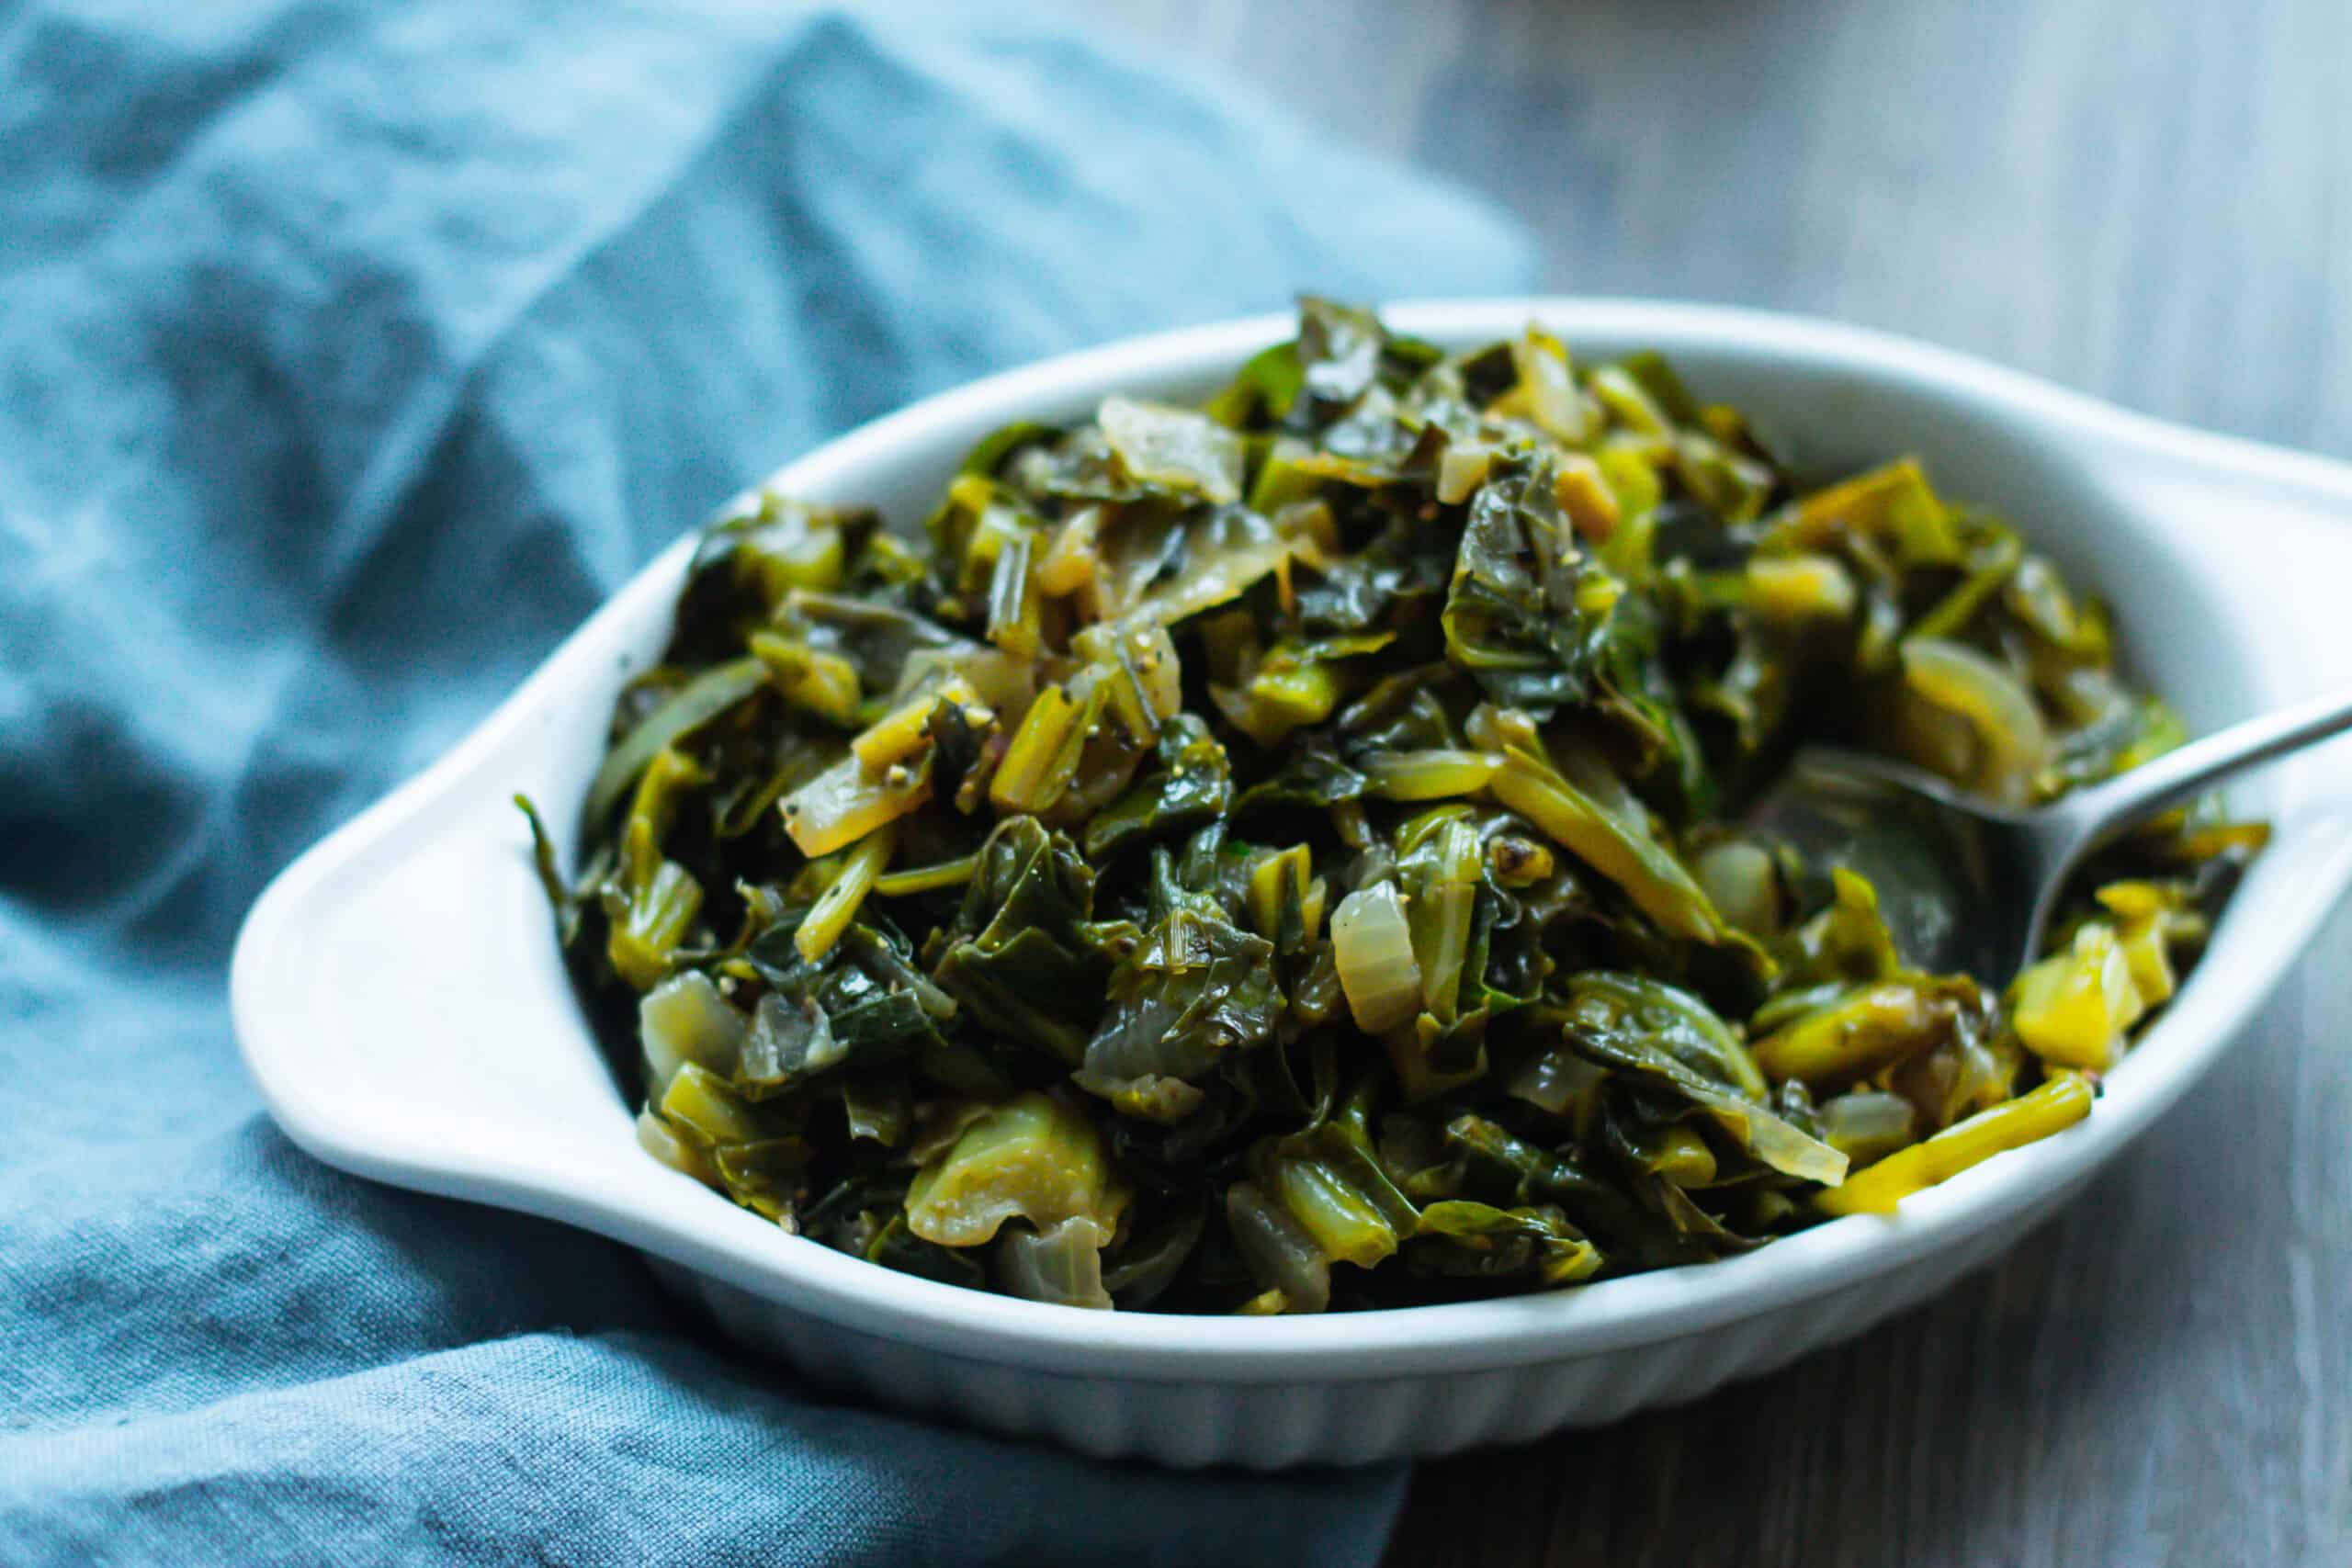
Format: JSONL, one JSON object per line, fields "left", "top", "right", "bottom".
{"left": 232, "top": 300, "right": 2352, "bottom": 1470}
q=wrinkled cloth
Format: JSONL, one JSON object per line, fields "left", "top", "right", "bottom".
{"left": 0, "top": 1, "right": 1532, "bottom": 1562}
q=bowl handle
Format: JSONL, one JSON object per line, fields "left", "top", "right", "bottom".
{"left": 230, "top": 742, "right": 638, "bottom": 1206}
{"left": 2086, "top": 424, "right": 2352, "bottom": 696}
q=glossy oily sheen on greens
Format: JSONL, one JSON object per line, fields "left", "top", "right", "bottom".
{"left": 524, "top": 300, "right": 2265, "bottom": 1315}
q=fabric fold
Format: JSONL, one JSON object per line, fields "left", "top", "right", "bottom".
{"left": 0, "top": 2, "right": 1532, "bottom": 1561}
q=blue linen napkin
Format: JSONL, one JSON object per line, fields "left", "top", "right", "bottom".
{"left": 0, "top": 2, "right": 1532, "bottom": 1562}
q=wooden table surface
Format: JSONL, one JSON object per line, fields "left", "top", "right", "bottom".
{"left": 1094, "top": 2, "right": 2352, "bottom": 1562}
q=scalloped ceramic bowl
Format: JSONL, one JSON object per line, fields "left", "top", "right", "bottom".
{"left": 232, "top": 300, "right": 2352, "bottom": 1469}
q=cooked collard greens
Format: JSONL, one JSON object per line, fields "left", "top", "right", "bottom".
{"left": 526, "top": 299, "right": 2264, "bottom": 1314}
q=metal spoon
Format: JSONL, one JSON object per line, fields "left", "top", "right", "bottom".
{"left": 1745, "top": 686, "right": 2352, "bottom": 988}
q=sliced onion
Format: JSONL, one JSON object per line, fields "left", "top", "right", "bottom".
{"left": 1507, "top": 1046, "right": 1607, "bottom": 1116}
{"left": 1226, "top": 1179, "right": 1330, "bottom": 1313}
{"left": 635, "top": 1106, "right": 718, "bottom": 1186}
{"left": 994, "top": 1218, "right": 1114, "bottom": 1310}
{"left": 1696, "top": 840, "right": 1781, "bottom": 936}
{"left": 1435, "top": 441, "right": 1495, "bottom": 504}
{"left": 1330, "top": 882, "right": 1422, "bottom": 1033}
{"left": 638, "top": 971, "right": 746, "bottom": 1099}
{"left": 1899, "top": 637, "right": 2051, "bottom": 805}
{"left": 1504, "top": 331, "right": 1587, "bottom": 442}
{"left": 1818, "top": 1090, "right": 1920, "bottom": 1169}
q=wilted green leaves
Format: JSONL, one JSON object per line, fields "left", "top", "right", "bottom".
{"left": 529, "top": 299, "right": 2258, "bottom": 1314}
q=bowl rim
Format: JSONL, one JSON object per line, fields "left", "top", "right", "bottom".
{"left": 233, "top": 297, "right": 2352, "bottom": 1382}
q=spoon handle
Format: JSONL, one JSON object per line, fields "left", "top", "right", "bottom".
{"left": 2062, "top": 684, "right": 2352, "bottom": 845}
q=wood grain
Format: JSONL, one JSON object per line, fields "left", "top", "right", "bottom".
{"left": 1092, "top": 2, "right": 2352, "bottom": 1562}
